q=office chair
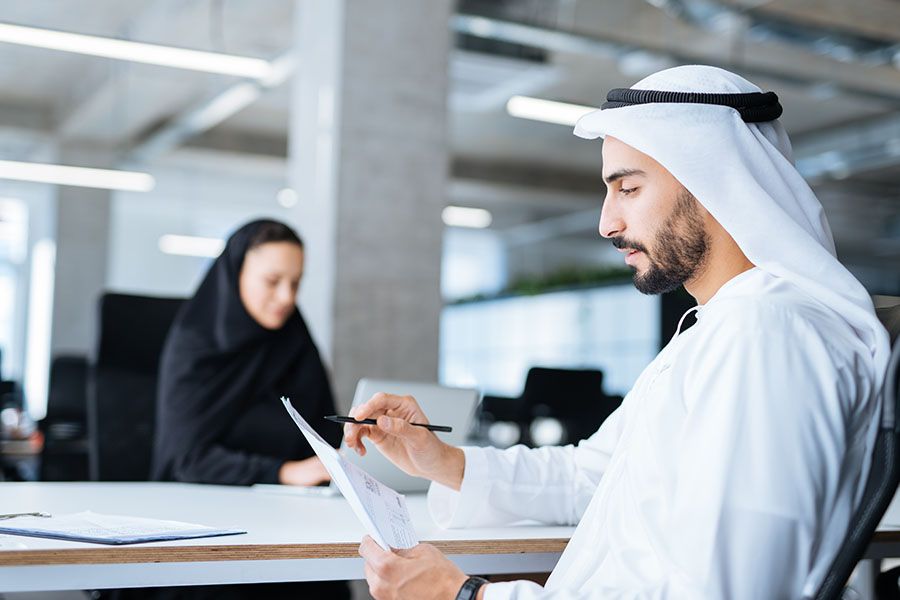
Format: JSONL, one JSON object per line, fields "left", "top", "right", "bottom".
{"left": 87, "top": 293, "right": 183, "bottom": 481}
{"left": 814, "top": 304, "right": 900, "bottom": 600}
{"left": 39, "top": 355, "right": 90, "bottom": 480}
{"left": 523, "top": 367, "right": 622, "bottom": 444}
{"left": 481, "top": 367, "right": 622, "bottom": 446}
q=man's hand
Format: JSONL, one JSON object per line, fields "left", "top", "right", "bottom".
{"left": 343, "top": 392, "right": 465, "bottom": 490}
{"left": 278, "top": 456, "right": 330, "bottom": 486}
{"left": 359, "top": 535, "right": 480, "bottom": 600}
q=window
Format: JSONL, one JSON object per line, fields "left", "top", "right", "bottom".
{"left": 440, "top": 283, "right": 660, "bottom": 397}
{"left": 0, "top": 198, "right": 28, "bottom": 383}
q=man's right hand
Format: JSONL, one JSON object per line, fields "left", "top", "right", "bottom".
{"left": 343, "top": 392, "right": 465, "bottom": 491}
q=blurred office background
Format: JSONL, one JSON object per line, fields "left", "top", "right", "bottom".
{"left": 0, "top": 0, "right": 898, "bottom": 483}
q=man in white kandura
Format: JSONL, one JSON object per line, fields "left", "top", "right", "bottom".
{"left": 346, "top": 65, "right": 891, "bottom": 600}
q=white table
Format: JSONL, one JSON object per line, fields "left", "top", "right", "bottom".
{"left": 0, "top": 482, "right": 573, "bottom": 592}
{"left": 5, "top": 482, "right": 900, "bottom": 595}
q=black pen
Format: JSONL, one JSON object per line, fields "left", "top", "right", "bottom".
{"left": 325, "top": 415, "right": 452, "bottom": 433}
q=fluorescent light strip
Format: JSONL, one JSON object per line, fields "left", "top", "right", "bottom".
{"left": 159, "top": 235, "right": 225, "bottom": 258}
{"left": 186, "top": 82, "right": 262, "bottom": 132}
{"left": 0, "top": 160, "right": 155, "bottom": 192}
{"left": 0, "top": 22, "right": 272, "bottom": 79}
{"left": 442, "top": 206, "right": 493, "bottom": 229}
{"left": 506, "top": 95, "right": 596, "bottom": 127}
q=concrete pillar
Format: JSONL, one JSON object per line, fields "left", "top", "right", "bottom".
{"left": 289, "top": 0, "right": 452, "bottom": 411}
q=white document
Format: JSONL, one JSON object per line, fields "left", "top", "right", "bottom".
{"left": 280, "top": 397, "right": 418, "bottom": 550}
{"left": 0, "top": 511, "right": 245, "bottom": 545}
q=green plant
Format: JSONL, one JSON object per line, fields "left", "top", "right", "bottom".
{"left": 451, "top": 265, "right": 633, "bottom": 304}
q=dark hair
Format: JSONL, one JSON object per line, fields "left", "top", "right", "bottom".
{"left": 246, "top": 221, "right": 304, "bottom": 251}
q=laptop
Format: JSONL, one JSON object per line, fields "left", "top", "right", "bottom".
{"left": 256, "top": 378, "right": 479, "bottom": 496}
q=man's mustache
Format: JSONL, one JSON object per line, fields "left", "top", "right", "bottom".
{"left": 611, "top": 237, "right": 649, "bottom": 255}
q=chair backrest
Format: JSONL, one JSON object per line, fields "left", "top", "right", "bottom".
{"left": 88, "top": 293, "right": 183, "bottom": 481}
{"left": 522, "top": 367, "right": 622, "bottom": 443}
{"left": 45, "top": 355, "right": 89, "bottom": 424}
{"left": 40, "top": 355, "right": 90, "bottom": 481}
{"left": 521, "top": 367, "right": 605, "bottom": 413}
{"left": 815, "top": 304, "right": 900, "bottom": 599}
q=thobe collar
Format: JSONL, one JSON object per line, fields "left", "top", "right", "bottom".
{"left": 696, "top": 266, "right": 763, "bottom": 318}
{"left": 672, "top": 267, "right": 763, "bottom": 341}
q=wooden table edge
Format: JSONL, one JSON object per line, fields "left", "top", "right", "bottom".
{"left": 0, "top": 538, "right": 571, "bottom": 566}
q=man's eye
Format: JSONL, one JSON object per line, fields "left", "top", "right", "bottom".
{"left": 620, "top": 187, "right": 638, "bottom": 196}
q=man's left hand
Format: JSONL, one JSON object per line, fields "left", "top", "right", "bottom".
{"left": 359, "top": 535, "right": 469, "bottom": 600}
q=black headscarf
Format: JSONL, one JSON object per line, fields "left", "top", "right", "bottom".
{"left": 151, "top": 219, "right": 340, "bottom": 485}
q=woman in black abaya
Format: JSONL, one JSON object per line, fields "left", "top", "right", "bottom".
{"left": 139, "top": 219, "right": 349, "bottom": 599}
{"left": 153, "top": 219, "right": 340, "bottom": 487}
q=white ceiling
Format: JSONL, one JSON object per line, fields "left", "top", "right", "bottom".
{"left": 0, "top": 0, "right": 896, "bottom": 287}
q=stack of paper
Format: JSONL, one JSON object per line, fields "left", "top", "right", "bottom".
{"left": 0, "top": 511, "right": 245, "bottom": 545}
{"left": 280, "top": 396, "right": 419, "bottom": 550}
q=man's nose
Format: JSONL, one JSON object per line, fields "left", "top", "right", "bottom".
{"left": 598, "top": 197, "right": 624, "bottom": 239}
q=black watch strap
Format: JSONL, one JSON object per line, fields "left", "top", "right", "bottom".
{"left": 455, "top": 576, "right": 490, "bottom": 600}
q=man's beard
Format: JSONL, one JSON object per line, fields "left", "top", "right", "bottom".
{"left": 612, "top": 188, "right": 711, "bottom": 295}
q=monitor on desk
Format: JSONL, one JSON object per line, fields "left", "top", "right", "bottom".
{"left": 259, "top": 379, "right": 479, "bottom": 496}
{"left": 340, "top": 378, "right": 480, "bottom": 493}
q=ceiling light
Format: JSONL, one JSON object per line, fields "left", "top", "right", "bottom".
{"left": 442, "top": 206, "right": 493, "bottom": 229}
{"left": 188, "top": 83, "right": 262, "bottom": 132}
{"left": 277, "top": 188, "right": 299, "bottom": 208}
{"left": 506, "top": 95, "right": 596, "bottom": 127}
{"left": 158, "top": 235, "right": 224, "bottom": 258}
{"left": 0, "top": 22, "right": 273, "bottom": 79}
{"left": 0, "top": 160, "right": 155, "bottom": 192}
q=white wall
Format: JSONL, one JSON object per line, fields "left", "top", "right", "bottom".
{"left": 107, "top": 156, "right": 294, "bottom": 298}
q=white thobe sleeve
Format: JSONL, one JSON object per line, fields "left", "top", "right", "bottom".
{"left": 458, "top": 307, "right": 865, "bottom": 600}
{"left": 428, "top": 402, "right": 626, "bottom": 528}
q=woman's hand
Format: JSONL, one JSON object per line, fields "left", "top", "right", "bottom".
{"left": 278, "top": 456, "right": 331, "bottom": 486}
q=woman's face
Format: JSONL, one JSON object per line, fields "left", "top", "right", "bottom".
{"left": 238, "top": 241, "right": 304, "bottom": 330}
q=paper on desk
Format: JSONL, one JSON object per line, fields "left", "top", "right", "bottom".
{"left": 280, "top": 396, "right": 418, "bottom": 550}
{"left": 0, "top": 511, "right": 245, "bottom": 545}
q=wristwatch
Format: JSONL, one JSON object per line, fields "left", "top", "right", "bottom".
{"left": 455, "top": 576, "right": 490, "bottom": 600}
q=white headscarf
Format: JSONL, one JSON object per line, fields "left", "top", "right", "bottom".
{"left": 574, "top": 64, "right": 889, "bottom": 389}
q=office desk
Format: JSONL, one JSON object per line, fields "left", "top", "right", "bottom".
{"left": 5, "top": 482, "right": 900, "bottom": 594}
{"left": 0, "top": 482, "right": 572, "bottom": 592}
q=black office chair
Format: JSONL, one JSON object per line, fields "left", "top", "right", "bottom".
{"left": 815, "top": 304, "right": 900, "bottom": 600}
{"left": 39, "top": 355, "right": 90, "bottom": 480}
{"left": 524, "top": 367, "right": 623, "bottom": 444}
{"left": 87, "top": 293, "right": 183, "bottom": 481}
{"left": 481, "top": 367, "right": 622, "bottom": 446}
